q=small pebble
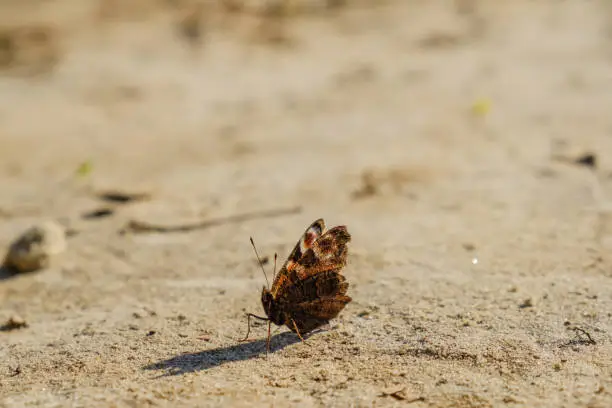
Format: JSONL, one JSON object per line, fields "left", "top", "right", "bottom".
{"left": 462, "top": 242, "right": 476, "bottom": 251}
{"left": 2, "top": 221, "right": 66, "bottom": 273}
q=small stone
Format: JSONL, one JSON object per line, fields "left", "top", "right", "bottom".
{"left": 462, "top": 242, "right": 476, "bottom": 251}
{"left": 519, "top": 298, "right": 533, "bottom": 309}
{"left": 2, "top": 221, "right": 66, "bottom": 273}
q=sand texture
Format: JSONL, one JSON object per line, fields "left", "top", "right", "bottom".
{"left": 1, "top": 1, "right": 612, "bottom": 407}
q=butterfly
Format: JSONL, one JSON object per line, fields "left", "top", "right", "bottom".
{"left": 239, "top": 219, "right": 352, "bottom": 352}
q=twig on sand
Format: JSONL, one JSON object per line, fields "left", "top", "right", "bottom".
{"left": 119, "top": 206, "right": 302, "bottom": 234}
{"left": 8, "top": 365, "right": 21, "bottom": 377}
{"left": 379, "top": 387, "right": 424, "bottom": 403}
{"left": 572, "top": 327, "right": 597, "bottom": 345}
{"left": 560, "top": 326, "right": 597, "bottom": 348}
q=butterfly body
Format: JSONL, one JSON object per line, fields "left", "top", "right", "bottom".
{"left": 242, "top": 219, "right": 352, "bottom": 351}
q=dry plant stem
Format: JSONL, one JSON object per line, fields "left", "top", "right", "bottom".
{"left": 123, "top": 206, "right": 302, "bottom": 234}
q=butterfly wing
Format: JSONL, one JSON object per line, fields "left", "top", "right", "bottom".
{"left": 291, "top": 296, "right": 352, "bottom": 333}
{"left": 267, "top": 219, "right": 352, "bottom": 334}
{"left": 282, "top": 226, "right": 352, "bottom": 334}
{"left": 270, "top": 219, "right": 326, "bottom": 298}
{"left": 286, "top": 271, "right": 352, "bottom": 333}
{"left": 289, "top": 225, "right": 351, "bottom": 281}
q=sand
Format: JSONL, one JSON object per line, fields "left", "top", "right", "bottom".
{"left": 1, "top": 0, "right": 612, "bottom": 407}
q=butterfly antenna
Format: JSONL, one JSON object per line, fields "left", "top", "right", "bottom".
{"left": 272, "top": 253, "right": 278, "bottom": 283}
{"left": 250, "top": 237, "right": 269, "bottom": 289}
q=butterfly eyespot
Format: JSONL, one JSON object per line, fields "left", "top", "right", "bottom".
{"left": 303, "top": 231, "right": 317, "bottom": 247}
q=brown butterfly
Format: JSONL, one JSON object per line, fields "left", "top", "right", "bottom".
{"left": 240, "top": 219, "right": 352, "bottom": 352}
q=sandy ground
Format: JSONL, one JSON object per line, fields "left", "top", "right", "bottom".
{"left": 1, "top": 0, "right": 612, "bottom": 406}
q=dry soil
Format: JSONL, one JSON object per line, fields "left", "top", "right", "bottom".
{"left": 1, "top": 1, "right": 612, "bottom": 407}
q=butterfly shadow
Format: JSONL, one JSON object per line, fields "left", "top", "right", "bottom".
{"left": 143, "top": 332, "right": 302, "bottom": 377}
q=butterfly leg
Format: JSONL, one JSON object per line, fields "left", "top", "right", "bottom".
{"left": 266, "top": 320, "right": 272, "bottom": 354}
{"left": 291, "top": 319, "right": 311, "bottom": 347}
{"left": 238, "top": 313, "right": 269, "bottom": 342}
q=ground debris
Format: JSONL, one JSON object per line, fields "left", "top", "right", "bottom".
{"left": 1, "top": 316, "right": 28, "bottom": 332}
{"left": 96, "top": 190, "right": 152, "bottom": 204}
{"left": 379, "top": 387, "right": 424, "bottom": 402}
{"left": 120, "top": 206, "right": 301, "bottom": 234}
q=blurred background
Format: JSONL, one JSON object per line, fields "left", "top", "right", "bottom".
{"left": 1, "top": 0, "right": 612, "bottom": 406}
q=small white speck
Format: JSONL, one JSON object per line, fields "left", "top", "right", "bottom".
{"left": 472, "top": 257, "right": 478, "bottom": 265}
